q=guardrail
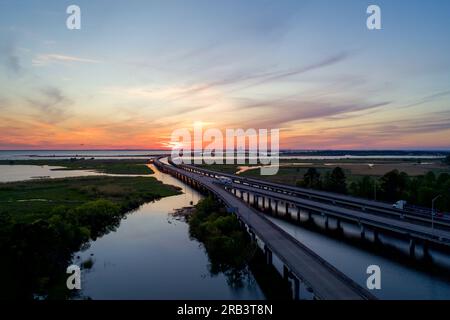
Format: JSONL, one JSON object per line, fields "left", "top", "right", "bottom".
{"left": 155, "top": 157, "right": 376, "bottom": 300}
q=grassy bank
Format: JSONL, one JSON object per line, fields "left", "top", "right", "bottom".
{"left": 188, "top": 197, "right": 292, "bottom": 299}
{"left": 0, "top": 176, "right": 180, "bottom": 299}
{"left": 0, "top": 159, "right": 154, "bottom": 175}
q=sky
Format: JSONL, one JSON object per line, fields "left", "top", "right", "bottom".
{"left": 0, "top": 0, "right": 449, "bottom": 150}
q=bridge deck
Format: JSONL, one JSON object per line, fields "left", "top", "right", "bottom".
{"left": 157, "top": 159, "right": 375, "bottom": 300}
{"left": 234, "top": 183, "right": 450, "bottom": 245}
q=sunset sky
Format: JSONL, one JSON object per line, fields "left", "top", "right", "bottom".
{"left": 0, "top": 0, "right": 449, "bottom": 150}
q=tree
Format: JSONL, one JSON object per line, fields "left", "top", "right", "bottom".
{"left": 380, "top": 170, "right": 409, "bottom": 202}
{"left": 302, "top": 168, "right": 321, "bottom": 189}
{"left": 328, "top": 167, "right": 347, "bottom": 194}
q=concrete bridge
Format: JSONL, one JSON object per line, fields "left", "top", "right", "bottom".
{"left": 175, "top": 163, "right": 450, "bottom": 257}
{"left": 154, "top": 157, "right": 376, "bottom": 300}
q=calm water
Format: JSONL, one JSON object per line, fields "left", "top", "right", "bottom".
{"left": 2, "top": 162, "right": 450, "bottom": 299}
{"left": 0, "top": 150, "right": 170, "bottom": 160}
{"left": 0, "top": 150, "right": 444, "bottom": 161}
{"left": 72, "top": 166, "right": 265, "bottom": 300}
{"left": 266, "top": 216, "right": 450, "bottom": 300}
{"left": 0, "top": 165, "right": 107, "bottom": 182}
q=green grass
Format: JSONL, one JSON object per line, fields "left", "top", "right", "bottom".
{"left": 0, "top": 175, "right": 181, "bottom": 299}
{"left": 0, "top": 175, "right": 180, "bottom": 222}
{"left": 0, "top": 159, "right": 154, "bottom": 175}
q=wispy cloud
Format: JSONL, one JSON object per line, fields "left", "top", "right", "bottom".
{"left": 232, "top": 98, "right": 391, "bottom": 128}
{"left": 26, "top": 86, "right": 73, "bottom": 123}
{"left": 32, "top": 54, "right": 100, "bottom": 66}
{"left": 0, "top": 39, "right": 22, "bottom": 75}
{"left": 400, "top": 89, "right": 450, "bottom": 109}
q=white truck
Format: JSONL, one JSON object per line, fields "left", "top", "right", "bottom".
{"left": 392, "top": 200, "right": 407, "bottom": 210}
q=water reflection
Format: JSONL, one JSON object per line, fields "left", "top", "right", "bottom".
{"left": 0, "top": 165, "right": 107, "bottom": 182}
{"left": 267, "top": 216, "right": 450, "bottom": 300}
{"left": 72, "top": 165, "right": 265, "bottom": 300}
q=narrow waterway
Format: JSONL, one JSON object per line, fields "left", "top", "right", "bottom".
{"left": 72, "top": 165, "right": 265, "bottom": 300}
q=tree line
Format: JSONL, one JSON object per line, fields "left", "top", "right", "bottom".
{"left": 296, "top": 167, "right": 450, "bottom": 212}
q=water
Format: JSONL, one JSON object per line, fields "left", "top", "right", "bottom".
{"left": 0, "top": 150, "right": 170, "bottom": 160}
{"left": 0, "top": 165, "right": 108, "bottom": 182}
{"left": 2, "top": 161, "right": 450, "bottom": 299}
{"left": 72, "top": 166, "right": 265, "bottom": 300}
{"left": 266, "top": 216, "right": 450, "bottom": 300}
{"left": 0, "top": 150, "right": 444, "bottom": 161}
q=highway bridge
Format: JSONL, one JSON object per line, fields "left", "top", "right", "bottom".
{"left": 174, "top": 162, "right": 450, "bottom": 254}
{"left": 154, "top": 157, "right": 376, "bottom": 300}
{"left": 178, "top": 164, "right": 450, "bottom": 230}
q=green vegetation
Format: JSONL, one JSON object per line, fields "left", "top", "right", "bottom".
{"left": 203, "top": 159, "right": 450, "bottom": 211}
{"left": 0, "top": 159, "right": 154, "bottom": 175}
{"left": 188, "top": 198, "right": 291, "bottom": 299}
{"left": 295, "top": 167, "right": 450, "bottom": 212}
{"left": 0, "top": 176, "right": 180, "bottom": 299}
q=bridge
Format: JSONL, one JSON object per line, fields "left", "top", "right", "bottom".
{"left": 154, "top": 157, "right": 376, "bottom": 300}
{"left": 174, "top": 162, "right": 450, "bottom": 256}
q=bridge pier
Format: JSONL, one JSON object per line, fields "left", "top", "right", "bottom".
{"left": 324, "top": 215, "right": 329, "bottom": 230}
{"left": 307, "top": 211, "right": 313, "bottom": 224}
{"left": 409, "top": 238, "right": 416, "bottom": 257}
{"left": 264, "top": 245, "right": 273, "bottom": 265}
{"left": 252, "top": 195, "right": 257, "bottom": 207}
{"left": 274, "top": 200, "right": 279, "bottom": 215}
{"left": 283, "top": 265, "right": 301, "bottom": 300}
{"left": 373, "top": 230, "right": 381, "bottom": 244}
{"left": 423, "top": 240, "right": 431, "bottom": 260}
{"left": 360, "top": 224, "right": 366, "bottom": 240}
{"left": 336, "top": 219, "right": 343, "bottom": 233}
{"left": 285, "top": 202, "right": 289, "bottom": 218}
{"left": 283, "top": 265, "right": 290, "bottom": 281}
{"left": 293, "top": 277, "right": 300, "bottom": 300}
{"left": 296, "top": 207, "right": 301, "bottom": 222}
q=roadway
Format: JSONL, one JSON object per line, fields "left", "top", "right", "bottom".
{"left": 155, "top": 158, "right": 376, "bottom": 300}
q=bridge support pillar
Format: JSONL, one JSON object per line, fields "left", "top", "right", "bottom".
{"left": 360, "top": 224, "right": 365, "bottom": 239}
{"left": 249, "top": 229, "right": 256, "bottom": 242}
{"left": 283, "top": 265, "right": 290, "bottom": 281}
{"left": 264, "top": 245, "right": 273, "bottom": 265}
{"left": 373, "top": 230, "right": 381, "bottom": 244}
{"left": 307, "top": 211, "right": 313, "bottom": 224}
{"left": 293, "top": 277, "right": 300, "bottom": 300}
{"left": 296, "top": 207, "right": 301, "bottom": 222}
{"left": 274, "top": 201, "right": 279, "bottom": 215}
{"left": 423, "top": 240, "right": 431, "bottom": 260}
{"left": 324, "top": 215, "right": 329, "bottom": 230}
{"left": 409, "top": 238, "right": 416, "bottom": 258}
{"left": 336, "top": 219, "right": 343, "bottom": 233}
{"left": 285, "top": 202, "right": 289, "bottom": 218}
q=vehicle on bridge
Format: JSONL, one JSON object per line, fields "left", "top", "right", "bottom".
{"left": 393, "top": 200, "right": 407, "bottom": 210}
{"left": 216, "top": 176, "right": 233, "bottom": 186}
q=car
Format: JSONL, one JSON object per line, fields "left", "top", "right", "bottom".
{"left": 217, "top": 176, "right": 232, "bottom": 186}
